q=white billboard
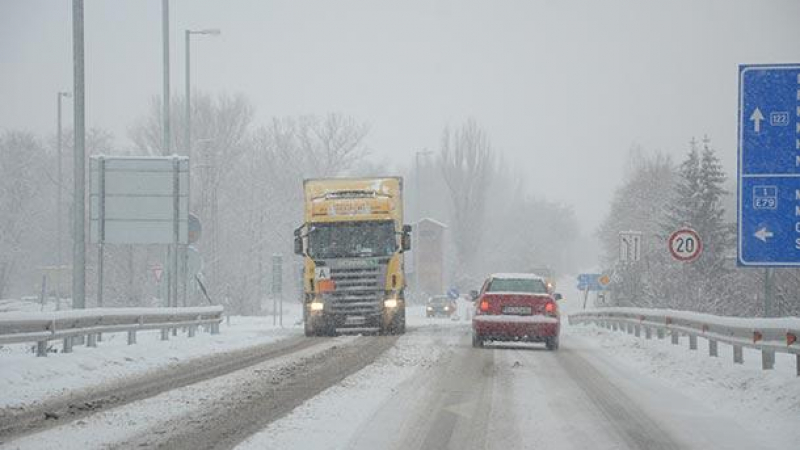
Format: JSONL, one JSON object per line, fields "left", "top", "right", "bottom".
{"left": 90, "top": 156, "right": 189, "bottom": 245}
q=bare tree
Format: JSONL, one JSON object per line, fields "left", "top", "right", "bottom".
{"left": 438, "top": 119, "right": 496, "bottom": 279}
{"left": 0, "top": 132, "right": 46, "bottom": 298}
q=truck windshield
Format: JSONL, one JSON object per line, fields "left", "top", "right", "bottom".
{"left": 308, "top": 221, "right": 397, "bottom": 259}
{"left": 487, "top": 278, "right": 548, "bottom": 294}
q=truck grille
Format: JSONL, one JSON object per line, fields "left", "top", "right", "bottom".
{"left": 328, "top": 265, "right": 382, "bottom": 315}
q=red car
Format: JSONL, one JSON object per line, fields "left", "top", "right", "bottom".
{"left": 471, "top": 273, "right": 562, "bottom": 350}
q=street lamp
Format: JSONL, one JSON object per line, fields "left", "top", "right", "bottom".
{"left": 56, "top": 91, "right": 71, "bottom": 309}
{"left": 185, "top": 28, "right": 221, "bottom": 164}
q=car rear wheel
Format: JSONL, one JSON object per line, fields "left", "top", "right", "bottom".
{"left": 472, "top": 333, "right": 483, "bottom": 348}
{"left": 545, "top": 336, "right": 560, "bottom": 351}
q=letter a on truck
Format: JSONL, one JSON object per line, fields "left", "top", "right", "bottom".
{"left": 294, "top": 177, "right": 412, "bottom": 336}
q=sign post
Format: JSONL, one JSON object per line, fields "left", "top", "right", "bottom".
{"left": 738, "top": 64, "right": 800, "bottom": 316}
{"left": 738, "top": 64, "right": 800, "bottom": 266}
{"left": 668, "top": 228, "right": 702, "bottom": 262}
{"left": 90, "top": 156, "right": 189, "bottom": 308}
{"left": 619, "top": 231, "right": 642, "bottom": 263}
{"left": 576, "top": 273, "right": 609, "bottom": 309}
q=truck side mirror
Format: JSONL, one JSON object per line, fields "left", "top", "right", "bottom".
{"left": 554, "top": 293, "right": 563, "bottom": 301}
{"left": 294, "top": 235, "right": 303, "bottom": 255}
{"left": 469, "top": 290, "right": 479, "bottom": 301}
{"left": 401, "top": 224, "right": 412, "bottom": 251}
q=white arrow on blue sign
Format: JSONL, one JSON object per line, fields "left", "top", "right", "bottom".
{"left": 738, "top": 64, "right": 800, "bottom": 266}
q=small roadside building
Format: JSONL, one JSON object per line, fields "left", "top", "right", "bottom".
{"left": 414, "top": 218, "right": 447, "bottom": 297}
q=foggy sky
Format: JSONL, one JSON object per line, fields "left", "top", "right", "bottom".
{"left": 2, "top": 0, "right": 800, "bottom": 233}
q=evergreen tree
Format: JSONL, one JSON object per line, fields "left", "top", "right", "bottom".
{"left": 696, "top": 136, "right": 731, "bottom": 277}
{"left": 660, "top": 136, "right": 731, "bottom": 308}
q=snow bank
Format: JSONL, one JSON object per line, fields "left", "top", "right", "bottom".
{"left": 567, "top": 322, "right": 800, "bottom": 449}
{"left": 0, "top": 306, "right": 303, "bottom": 409}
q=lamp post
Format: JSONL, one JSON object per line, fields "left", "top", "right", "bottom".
{"left": 185, "top": 28, "right": 220, "bottom": 163}
{"left": 57, "top": 91, "right": 71, "bottom": 309}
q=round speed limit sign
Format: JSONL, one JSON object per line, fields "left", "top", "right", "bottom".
{"left": 668, "top": 228, "right": 702, "bottom": 262}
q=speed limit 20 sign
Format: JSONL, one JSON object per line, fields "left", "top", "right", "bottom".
{"left": 668, "top": 228, "right": 702, "bottom": 262}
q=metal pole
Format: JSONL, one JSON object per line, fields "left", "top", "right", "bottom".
{"left": 172, "top": 157, "right": 180, "bottom": 308}
{"left": 185, "top": 30, "right": 191, "bottom": 160}
{"left": 414, "top": 152, "right": 420, "bottom": 297}
{"left": 97, "top": 157, "right": 105, "bottom": 307}
{"left": 162, "top": 0, "right": 171, "bottom": 155}
{"left": 56, "top": 92, "right": 67, "bottom": 310}
{"left": 72, "top": 0, "right": 86, "bottom": 309}
{"left": 764, "top": 268, "right": 773, "bottom": 317}
{"left": 183, "top": 31, "right": 191, "bottom": 308}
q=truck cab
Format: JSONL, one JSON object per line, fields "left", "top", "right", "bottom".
{"left": 295, "top": 177, "right": 411, "bottom": 336}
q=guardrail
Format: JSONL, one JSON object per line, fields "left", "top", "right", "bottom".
{"left": 0, "top": 306, "right": 224, "bottom": 357}
{"left": 569, "top": 307, "right": 800, "bottom": 376}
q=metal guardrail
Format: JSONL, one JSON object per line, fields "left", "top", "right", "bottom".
{"left": 0, "top": 306, "right": 224, "bottom": 357}
{"left": 569, "top": 307, "right": 800, "bottom": 376}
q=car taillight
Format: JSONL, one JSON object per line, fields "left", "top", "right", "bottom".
{"left": 545, "top": 301, "right": 556, "bottom": 315}
{"left": 479, "top": 299, "right": 490, "bottom": 312}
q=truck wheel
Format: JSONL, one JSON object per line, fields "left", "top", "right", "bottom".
{"left": 545, "top": 336, "right": 560, "bottom": 351}
{"left": 393, "top": 309, "right": 406, "bottom": 334}
{"left": 304, "top": 318, "right": 317, "bottom": 337}
{"left": 383, "top": 309, "right": 406, "bottom": 335}
{"left": 472, "top": 333, "right": 483, "bottom": 348}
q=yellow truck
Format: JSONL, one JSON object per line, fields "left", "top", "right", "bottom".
{"left": 294, "top": 177, "right": 412, "bottom": 336}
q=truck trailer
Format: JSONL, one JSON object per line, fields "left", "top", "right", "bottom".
{"left": 294, "top": 177, "right": 412, "bottom": 336}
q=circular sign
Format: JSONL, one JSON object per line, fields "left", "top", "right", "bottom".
{"left": 188, "top": 213, "right": 202, "bottom": 244}
{"left": 668, "top": 228, "right": 702, "bottom": 262}
{"left": 598, "top": 275, "right": 611, "bottom": 286}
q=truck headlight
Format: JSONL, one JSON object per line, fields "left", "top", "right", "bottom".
{"left": 310, "top": 301, "right": 324, "bottom": 312}
{"left": 384, "top": 298, "right": 398, "bottom": 308}
{"left": 426, "top": 306, "right": 433, "bottom": 311}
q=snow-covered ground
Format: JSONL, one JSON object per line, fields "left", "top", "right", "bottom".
{"left": 0, "top": 303, "right": 304, "bottom": 409}
{"left": 4, "top": 284, "right": 799, "bottom": 449}
{"left": 568, "top": 323, "right": 800, "bottom": 448}
{"left": 237, "top": 308, "right": 465, "bottom": 450}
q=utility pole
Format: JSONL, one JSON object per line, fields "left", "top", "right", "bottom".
{"left": 162, "top": 0, "right": 171, "bottom": 156}
{"left": 162, "top": 0, "right": 172, "bottom": 309}
{"left": 57, "top": 91, "right": 71, "bottom": 309}
{"left": 72, "top": 0, "right": 86, "bottom": 309}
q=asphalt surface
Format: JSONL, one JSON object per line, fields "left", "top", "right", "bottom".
{"left": 342, "top": 326, "right": 765, "bottom": 450}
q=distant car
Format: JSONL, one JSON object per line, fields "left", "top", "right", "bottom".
{"left": 471, "top": 273, "right": 561, "bottom": 350}
{"left": 426, "top": 295, "right": 457, "bottom": 318}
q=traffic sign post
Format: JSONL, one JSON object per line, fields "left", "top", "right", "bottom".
{"left": 447, "top": 288, "right": 459, "bottom": 300}
{"left": 619, "top": 231, "right": 642, "bottom": 263}
{"left": 738, "top": 64, "right": 800, "bottom": 266}
{"left": 668, "top": 228, "right": 702, "bottom": 262}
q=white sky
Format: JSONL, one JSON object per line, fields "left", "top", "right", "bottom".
{"left": 2, "top": 0, "right": 800, "bottom": 232}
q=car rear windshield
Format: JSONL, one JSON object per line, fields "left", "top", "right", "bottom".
{"left": 487, "top": 278, "right": 548, "bottom": 294}
{"left": 428, "top": 297, "right": 449, "bottom": 305}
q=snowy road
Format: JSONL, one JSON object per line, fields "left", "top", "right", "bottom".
{"left": 240, "top": 322, "right": 771, "bottom": 450}
{"left": 3, "top": 314, "right": 792, "bottom": 449}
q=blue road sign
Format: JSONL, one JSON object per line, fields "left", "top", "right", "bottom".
{"left": 576, "top": 273, "right": 606, "bottom": 291}
{"left": 738, "top": 64, "right": 800, "bottom": 266}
